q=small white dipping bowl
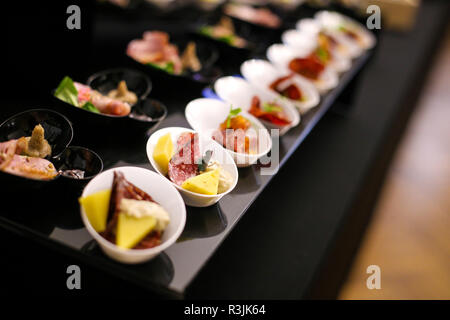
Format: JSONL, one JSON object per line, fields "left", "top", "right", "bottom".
{"left": 281, "top": 29, "right": 352, "bottom": 73}
{"left": 185, "top": 98, "right": 272, "bottom": 168}
{"left": 241, "top": 59, "right": 320, "bottom": 114}
{"left": 214, "top": 76, "right": 300, "bottom": 135}
{"left": 267, "top": 43, "right": 339, "bottom": 94}
{"left": 80, "top": 166, "right": 186, "bottom": 264}
{"left": 146, "top": 127, "right": 238, "bottom": 207}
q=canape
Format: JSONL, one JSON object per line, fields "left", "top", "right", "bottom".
{"left": 314, "top": 11, "right": 376, "bottom": 51}
{"left": 0, "top": 109, "right": 102, "bottom": 190}
{"left": 52, "top": 73, "right": 166, "bottom": 133}
{"left": 267, "top": 43, "right": 339, "bottom": 94}
{"left": 147, "top": 127, "right": 238, "bottom": 207}
{"left": 282, "top": 29, "right": 351, "bottom": 73}
{"left": 185, "top": 98, "right": 272, "bottom": 167}
{"left": 214, "top": 76, "right": 300, "bottom": 135}
{"left": 241, "top": 59, "right": 320, "bottom": 114}
{"left": 127, "top": 31, "right": 219, "bottom": 84}
{"left": 79, "top": 166, "right": 186, "bottom": 264}
{"left": 296, "top": 18, "right": 362, "bottom": 59}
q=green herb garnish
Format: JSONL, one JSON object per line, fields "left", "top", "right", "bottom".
{"left": 316, "top": 47, "right": 329, "bottom": 64}
{"left": 218, "top": 35, "right": 235, "bottom": 45}
{"left": 199, "top": 26, "right": 235, "bottom": 45}
{"left": 147, "top": 61, "right": 175, "bottom": 74}
{"left": 54, "top": 76, "right": 79, "bottom": 107}
{"left": 81, "top": 101, "right": 100, "bottom": 114}
{"left": 197, "top": 150, "right": 213, "bottom": 172}
{"left": 226, "top": 106, "right": 242, "bottom": 128}
{"left": 262, "top": 102, "right": 283, "bottom": 113}
{"left": 199, "top": 26, "right": 213, "bottom": 37}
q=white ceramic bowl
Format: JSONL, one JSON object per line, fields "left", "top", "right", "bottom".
{"left": 267, "top": 43, "right": 339, "bottom": 94}
{"left": 80, "top": 166, "right": 186, "bottom": 264}
{"left": 146, "top": 127, "right": 238, "bottom": 207}
{"left": 314, "top": 11, "right": 376, "bottom": 51}
{"left": 281, "top": 29, "right": 352, "bottom": 73}
{"left": 185, "top": 98, "right": 272, "bottom": 168}
{"left": 296, "top": 18, "right": 362, "bottom": 59}
{"left": 214, "top": 76, "right": 300, "bottom": 135}
{"left": 241, "top": 59, "right": 320, "bottom": 114}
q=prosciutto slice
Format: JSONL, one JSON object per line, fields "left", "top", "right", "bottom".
{"left": 74, "top": 82, "right": 131, "bottom": 116}
{"left": 126, "top": 31, "right": 183, "bottom": 74}
{"left": 0, "top": 140, "right": 57, "bottom": 180}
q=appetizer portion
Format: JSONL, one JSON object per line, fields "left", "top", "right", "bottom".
{"left": 269, "top": 74, "right": 304, "bottom": 102}
{"left": 288, "top": 50, "right": 326, "bottom": 81}
{"left": 212, "top": 106, "right": 257, "bottom": 154}
{"left": 224, "top": 3, "right": 281, "bottom": 29}
{"left": 55, "top": 76, "right": 132, "bottom": 116}
{"left": 296, "top": 18, "right": 360, "bottom": 59}
{"left": 213, "top": 75, "right": 299, "bottom": 135}
{"left": 127, "top": 31, "right": 202, "bottom": 74}
{"left": 248, "top": 96, "right": 291, "bottom": 126}
{"left": 241, "top": 59, "right": 320, "bottom": 114}
{"left": 79, "top": 171, "right": 170, "bottom": 250}
{"left": 199, "top": 17, "right": 248, "bottom": 48}
{"left": 153, "top": 132, "right": 233, "bottom": 195}
{"left": 0, "top": 125, "right": 57, "bottom": 180}
{"left": 282, "top": 28, "right": 351, "bottom": 73}
{"left": 315, "top": 11, "right": 376, "bottom": 50}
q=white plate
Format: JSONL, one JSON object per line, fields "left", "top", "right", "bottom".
{"left": 315, "top": 11, "right": 376, "bottom": 51}
{"left": 267, "top": 43, "right": 339, "bottom": 94}
{"left": 241, "top": 59, "right": 319, "bottom": 114}
{"left": 80, "top": 166, "right": 186, "bottom": 264}
{"left": 214, "top": 76, "right": 300, "bottom": 135}
{"left": 282, "top": 29, "right": 352, "bottom": 73}
{"left": 185, "top": 98, "right": 272, "bottom": 167}
{"left": 146, "top": 127, "right": 238, "bottom": 207}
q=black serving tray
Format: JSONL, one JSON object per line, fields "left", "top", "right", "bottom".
{"left": 0, "top": 49, "right": 372, "bottom": 298}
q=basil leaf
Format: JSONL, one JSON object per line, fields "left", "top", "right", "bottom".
{"left": 218, "top": 35, "right": 234, "bottom": 45}
{"left": 199, "top": 26, "right": 212, "bottom": 37}
{"left": 147, "top": 62, "right": 175, "bottom": 74}
{"left": 262, "top": 102, "right": 282, "bottom": 113}
{"left": 316, "top": 47, "right": 329, "bottom": 64}
{"left": 82, "top": 102, "right": 100, "bottom": 114}
{"left": 226, "top": 106, "right": 242, "bottom": 128}
{"left": 54, "top": 76, "right": 79, "bottom": 107}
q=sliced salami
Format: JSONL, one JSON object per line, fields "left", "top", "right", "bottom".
{"left": 168, "top": 132, "right": 200, "bottom": 186}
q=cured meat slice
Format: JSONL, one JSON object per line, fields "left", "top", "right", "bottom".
{"left": 102, "top": 171, "right": 161, "bottom": 249}
{"left": 74, "top": 82, "right": 131, "bottom": 116}
{"left": 248, "top": 96, "right": 291, "bottom": 126}
{"left": 3, "top": 155, "right": 57, "bottom": 180}
{"left": 288, "top": 55, "right": 325, "bottom": 80}
{"left": 0, "top": 140, "right": 18, "bottom": 170}
{"left": 168, "top": 132, "right": 200, "bottom": 186}
{"left": 126, "top": 31, "right": 183, "bottom": 74}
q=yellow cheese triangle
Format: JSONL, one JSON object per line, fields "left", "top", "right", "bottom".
{"left": 116, "top": 213, "right": 156, "bottom": 249}
{"left": 79, "top": 189, "right": 111, "bottom": 233}
{"left": 181, "top": 168, "right": 220, "bottom": 195}
{"left": 153, "top": 133, "right": 174, "bottom": 174}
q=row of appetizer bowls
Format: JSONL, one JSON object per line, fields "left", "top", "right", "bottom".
{"left": 0, "top": 11, "right": 375, "bottom": 264}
